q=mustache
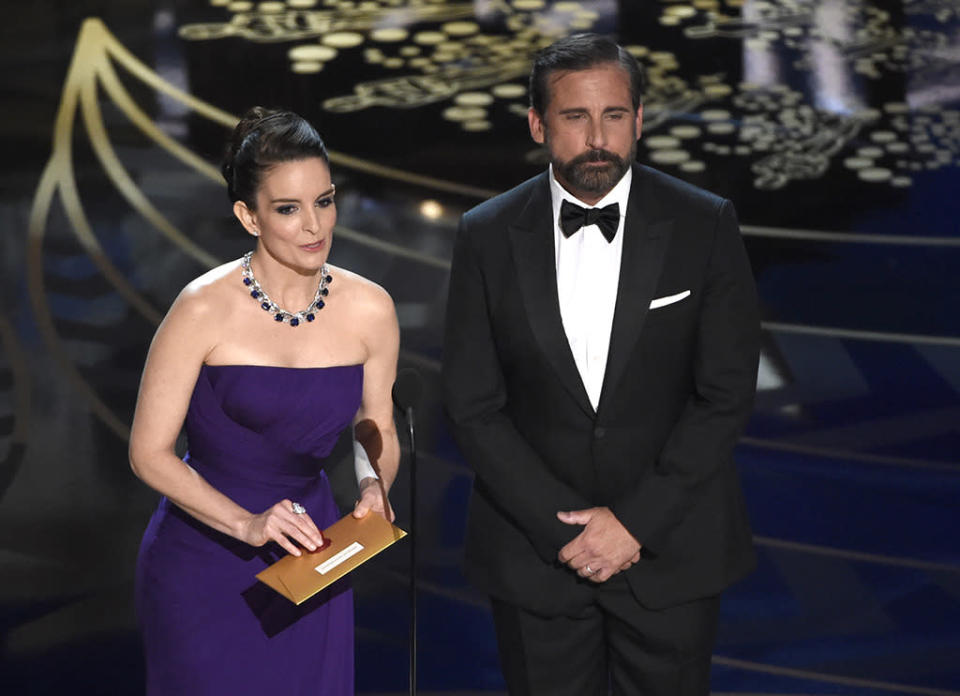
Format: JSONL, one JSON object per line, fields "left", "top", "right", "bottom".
{"left": 570, "top": 149, "right": 622, "bottom": 166}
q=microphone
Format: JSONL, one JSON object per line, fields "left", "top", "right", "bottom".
{"left": 392, "top": 368, "right": 421, "bottom": 696}
{"left": 392, "top": 367, "right": 423, "bottom": 427}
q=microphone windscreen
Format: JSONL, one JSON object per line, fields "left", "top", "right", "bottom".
{"left": 392, "top": 368, "right": 422, "bottom": 412}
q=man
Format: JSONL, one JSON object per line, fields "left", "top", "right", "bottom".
{"left": 442, "top": 34, "right": 760, "bottom": 695}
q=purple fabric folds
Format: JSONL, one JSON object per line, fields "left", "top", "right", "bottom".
{"left": 135, "top": 364, "right": 362, "bottom": 695}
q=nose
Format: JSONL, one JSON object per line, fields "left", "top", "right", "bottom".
{"left": 585, "top": 116, "right": 607, "bottom": 150}
{"left": 303, "top": 206, "right": 320, "bottom": 235}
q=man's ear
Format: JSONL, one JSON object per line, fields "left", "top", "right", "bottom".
{"left": 635, "top": 104, "right": 643, "bottom": 139}
{"left": 528, "top": 107, "right": 546, "bottom": 145}
{"left": 233, "top": 200, "right": 260, "bottom": 238}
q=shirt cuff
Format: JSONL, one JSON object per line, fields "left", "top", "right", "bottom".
{"left": 353, "top": 435, "right": 379, "bottom": 485}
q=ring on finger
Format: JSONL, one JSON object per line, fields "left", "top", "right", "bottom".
{"left": 291, "top": 502, "right": 306, "bottom": 515}
{"left": 585, "top": 564, "right": 595, "bottom": 575}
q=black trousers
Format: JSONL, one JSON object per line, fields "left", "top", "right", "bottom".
{"left": 490, "top": 577, "right": 720, "bottom": 696}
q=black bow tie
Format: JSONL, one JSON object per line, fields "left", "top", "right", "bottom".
{"left": 559, "top": 199, "right": 620, "bottom": 243}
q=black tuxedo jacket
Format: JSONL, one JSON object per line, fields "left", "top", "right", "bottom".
{"left": 442, "top": 164, "right": 760, "bottom": 616}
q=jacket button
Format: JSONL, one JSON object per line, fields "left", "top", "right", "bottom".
{"left": 594, "top": 427, "right": 606, "bottom": 439}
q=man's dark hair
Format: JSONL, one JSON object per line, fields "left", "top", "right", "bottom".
{"left": 529, "top": 33, "right": 645, "bottom": 116}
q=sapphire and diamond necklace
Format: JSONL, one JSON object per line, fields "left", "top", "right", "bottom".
{"left": 240, "top": 251, "right": 331, "bottom": 327}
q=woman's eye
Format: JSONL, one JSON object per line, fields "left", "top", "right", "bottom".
{"left": 276, "top": 205, "right": 297, "bottom": 215}
{"left": 317, "top": 197, "right": 335, "bottom": 208}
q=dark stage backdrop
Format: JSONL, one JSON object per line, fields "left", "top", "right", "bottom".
{"left": 1, "top": 1, "right": 959, "bottom": 694}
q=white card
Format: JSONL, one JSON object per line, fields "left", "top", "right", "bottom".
{"left": 314, "top": 541, "right": 365, "bottom": 575}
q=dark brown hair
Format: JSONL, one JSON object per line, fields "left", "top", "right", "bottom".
{"left": 221, "top": 107, "right": 329, "bottom": 208}
{"left": 529, "top": 33, "right": 645, "bottom": 117}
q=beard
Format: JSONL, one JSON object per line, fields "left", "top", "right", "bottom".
{"left": 551, "top": 141, "right": 636, "bottom": 196}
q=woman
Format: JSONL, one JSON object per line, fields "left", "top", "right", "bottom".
{"left": 131, "top": 107, "right": 399, "bottom": 695}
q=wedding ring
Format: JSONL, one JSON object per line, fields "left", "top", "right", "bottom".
{"left": 291, "top": 502, "right": 306, "bottom": 515}
{"left": 585, "top": 565, "right": 595, "bottom": 575}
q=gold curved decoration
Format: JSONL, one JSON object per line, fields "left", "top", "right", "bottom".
{"left": 29, "top": 21, "right": 144, "bottom": 439}
{"left": 335, "top": 224, "right": 450, "bottom": 271}
{"left": 324, "top": 151, "right": 497, "bottom": 199}
{"left": 92, "top": 19, "right": 460, "bottom": 269}
{"left": 94, "top": 17, "right": 497, "bottom": 199}
{"left": 79, "top": 60, "right": 221, "bottom": 271}
{"left": 98, "top": 19, "right": 236, "bottom": 127}
{"left": 95, "top": 57, "right": 224, "bottom": 185}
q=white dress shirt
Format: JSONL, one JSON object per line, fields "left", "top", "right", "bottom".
{"left": 550, "top": 165, "right": 632, "bottom": 411}
{"left": 353, "top": 434, "right": 378, "bottom": 484}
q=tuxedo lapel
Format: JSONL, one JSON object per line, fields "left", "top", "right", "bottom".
{"left": 598, "top": 166, "right": 675, "bottom": 414}
{"left": 509, "top": 174, "right": 594, "bottom": 418}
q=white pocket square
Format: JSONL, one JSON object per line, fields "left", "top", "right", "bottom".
{"left": 649, "top": 290, "right": 691, "bottom": 309}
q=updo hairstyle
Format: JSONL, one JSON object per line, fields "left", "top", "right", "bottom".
{"left": 221, "top": 107, "right": 329, "bottom": 208}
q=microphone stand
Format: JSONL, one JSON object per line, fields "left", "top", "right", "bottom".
{"left": 393, "top": 368, "right": 421, "bottom": 696}
{"left": 404, "top": 404, "right": 417, "bottom": 696}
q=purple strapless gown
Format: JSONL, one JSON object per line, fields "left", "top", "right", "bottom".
{"left": 135, "top": 364, "right": 362, "bottom": 695}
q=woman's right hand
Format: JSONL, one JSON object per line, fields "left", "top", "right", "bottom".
{"left": 239, "top": 499, "right": 326, "bottom": 557}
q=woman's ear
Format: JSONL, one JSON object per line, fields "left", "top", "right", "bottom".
{"left": 233, "top": 200, "right": 260, "bottom": 237}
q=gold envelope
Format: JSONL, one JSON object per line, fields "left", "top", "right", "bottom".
{"left": 256, "top": 512, "right": 407, "bottom": 605}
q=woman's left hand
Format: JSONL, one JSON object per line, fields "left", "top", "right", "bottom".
{"left": 353, "top": 476, "right": 394, "bottom": 521}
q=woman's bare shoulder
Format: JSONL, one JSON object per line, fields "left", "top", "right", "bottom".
{"left": 329, "top": 265, "right": 394, "bottom": 315}
{"left": 175, "top": 259, "right": 243, "bottom": 308}
{"left": 328, "top": 265, "right": 397, "bottom": 354}
{"left": 161, "top": 259, "right": 245, "bottom": 339}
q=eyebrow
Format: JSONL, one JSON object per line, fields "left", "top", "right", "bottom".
{"left": 557, "top": 106, "right": 632, "bottom": 115}
{"left": 269, "top": 186, "right": 336, "bottom": 204}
